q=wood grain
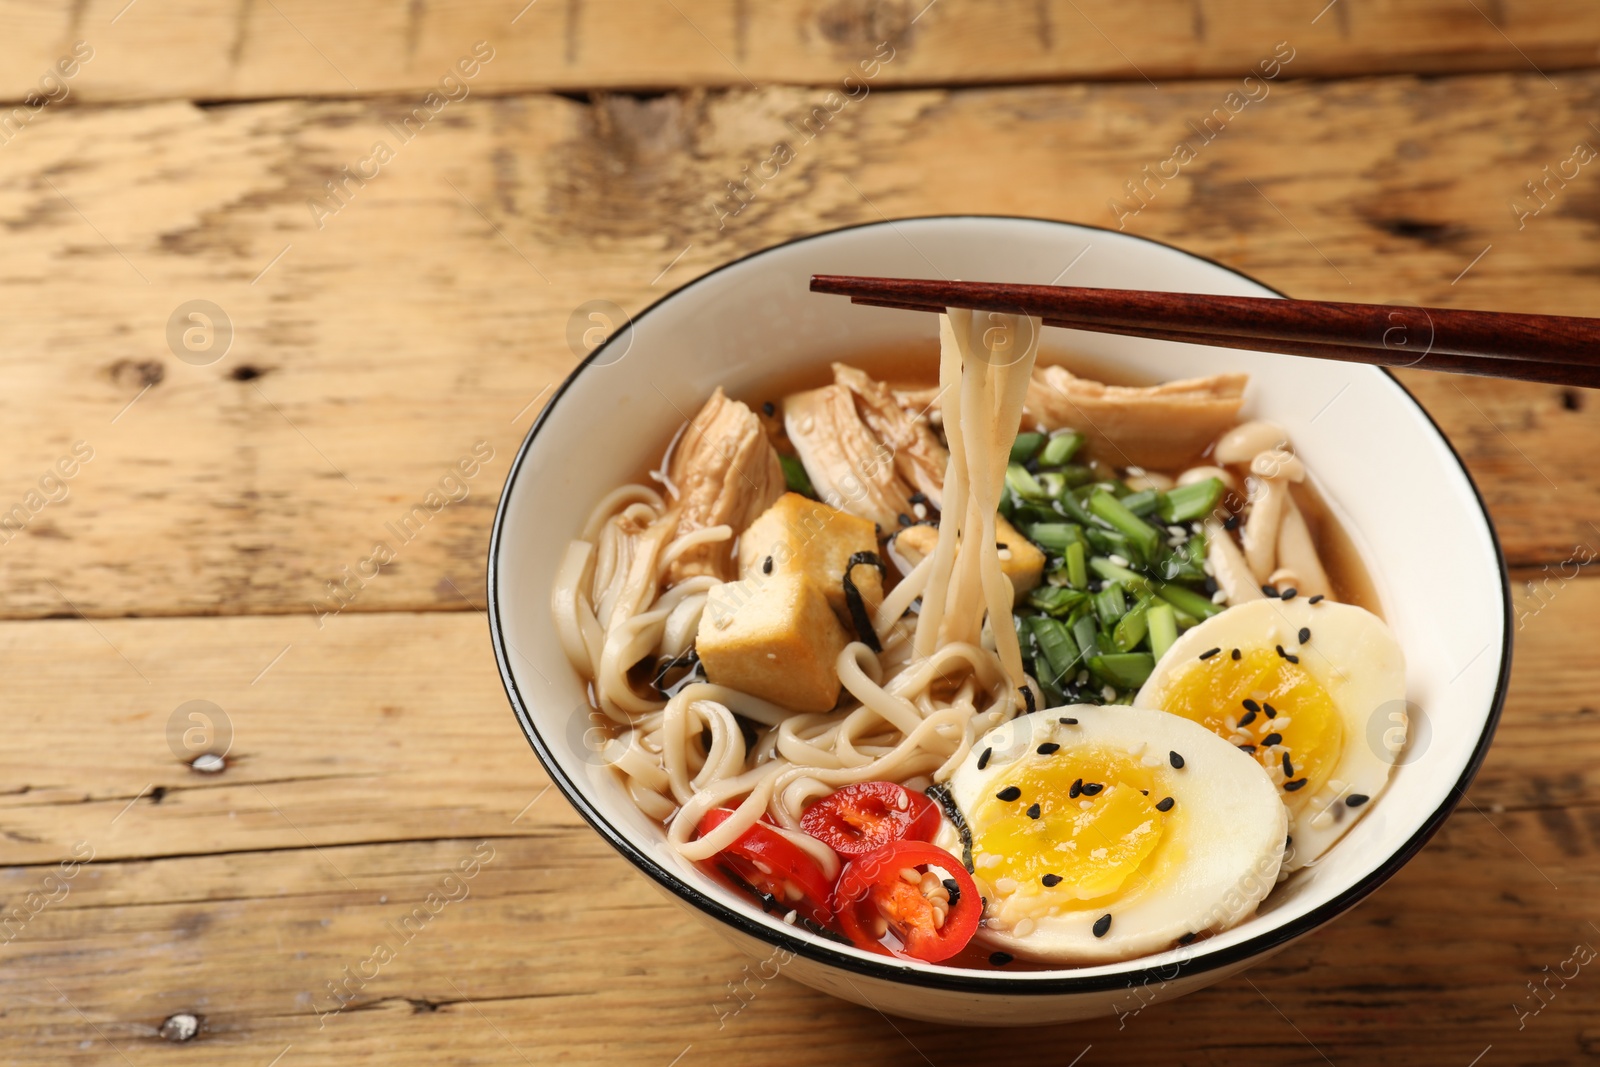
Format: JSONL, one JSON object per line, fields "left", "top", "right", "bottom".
{"left": 0, "top": 578, "right": 1594, "bottom": 1063}
{"left": 2, "top": 0, "right": 1599, "bottom": 103}
{"left": 0, "top": 71, "right": 1596, "bottom": 622}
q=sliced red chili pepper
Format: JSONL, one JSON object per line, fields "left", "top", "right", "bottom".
{"left": 696, "top": 807, "right": 835, "bottom": 925}
{"left": 833, "top": 840, "right": 980, "bottom": 962}
{"left": 799, "top": 781, "right": 941, "bottom": 856}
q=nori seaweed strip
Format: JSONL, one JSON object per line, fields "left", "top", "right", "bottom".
{"left": 843, "top": 551, "right": 887, "bottom": 652}
{"left": 1020, "top": 685, "right": 1036, "bottom": 715}
{"left": 652, "top": 647, "right": 703, "bottom": 698}
{"left": 924, "top": 783, "right": 975, "bottom": 873}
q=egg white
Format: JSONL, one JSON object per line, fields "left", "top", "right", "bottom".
{"left": 942, "top": 706, "right": 1285, "bottom": 965}
{"left": 1134, "top": 597, "right": 1407, "bottom": 870}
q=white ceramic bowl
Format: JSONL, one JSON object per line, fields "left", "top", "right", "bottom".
{"left": 488, "top": 217, "right": 1510, "bottom": 1025}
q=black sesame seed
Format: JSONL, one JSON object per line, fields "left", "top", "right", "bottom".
{"left": 1261, "top": 584, "right": 1279, "bottom": 598}
{"left": 1037, "top": 742, "right": 1061, "bottom": 755}
{"left": 762, "top": 556, "right": 774, "bottom": 575}
{"left": 1282, "top": 753, "right": 1294, "bottom": 777}
{"left": 1069, "top": 778, "right": 1083, "bottom": 798}
{"left": 1027, "top": 802, "right": 1041, "bottom": 819}
{"left": 1238, "top": 709, "right": 1258, "bottom": 728}
{"left": 1238, "top": 744, "right": 1257, "bottom": 753}
{"left": 1081, "top": 782, "right": 1104, "bottom": 796}
{"left": 1178, "top": 932, "right": 1198, "bottom": 945}
{"left": 996, "top": 542, "right": 1008, "bottom": 551}
{"left": 1092, "top": 913, "right": 1112, "bottom": 938}
{"left": 1284, "top": 777, "right": 1308, "bottom": 792}
{"left": 1198, "top": 647, "right": 1222, "bottom": 661}
{"left": 989, "top": 951, "right": 1014, "bottom": 966}
{"left": 1275, "top": 644, "right": 1287, "bottom": 658}
{"left": 1041, "top": 873, "right": 1063, "bottom": 887}
{"left": 898, "top": 513, "right": 912, "bottom": 527}
{"left": 1262, "top": 732, "right": 1282, "bottom": 747}
{"left": 1058, "top": 717, "right": 1078, "bottom": 725}
{"left": 942, "top": 877, "right": 962, "bottom": 908}
{"left": 1298, "top": 627, "right": 1311, "bottom": 644}
{"left": 761, "top": 401, "right": 775, "bottom": 416}
{"left": 1285, "top": 653, "right": 1300, "bottom": 664}
{"left": 1346, "top": 793, "right": 1370, "bottom": 807}
{"left": 1281, "top": 588, "right": 1298, "bottom": 601}
{"left": 1308, "top": 594, "right": 1325, "bottom": 604}
{"left": 1242, "top": 699, "right": 1260, "bottom": 713}
{"left": 1155, "top": 796, "right": 1175, "bottom": 812}
{"left": 1231, "top": 648, "right": 1242, "bottom": 661}
{"left": 1141, "top": 789, "right": 1149, "bottom": 795}
{"left": 977, "top": 747, "right": 992, "bottom": 770}
{"left": 1263, "top": 703, "right": 1277, "bottom": 718}
{"left": 1223, "top": 514, "right": 1241, "bottom": 531}
{"left": 1169, "top": 750, "right": 1185, "bottom": 769}
{"left": 910, "top": 491, "right": 928, "bottom": 506}
{"left": 996, "top": 786, "right": 1022, "bottom": 802}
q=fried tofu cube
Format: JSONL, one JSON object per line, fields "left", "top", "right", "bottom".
{"left": 696, "top": 572, "right": 848, "bottom": 713}
{"left": 736, "top": 493, "right": 883, "bottom": 628}
{"left": 891, "top": 515, "right": 1044, "bottom": 603}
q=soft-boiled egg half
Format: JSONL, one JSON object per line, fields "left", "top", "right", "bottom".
{"left": 941, "top": 706, "right": 1286, "bottom": 964}
{"left": 1134, "top": 596, "right": 1406, "bottom": 871}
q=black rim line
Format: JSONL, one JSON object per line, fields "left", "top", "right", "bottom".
{"left": 485, "top": 215, "right": 1513, "bottom": 997}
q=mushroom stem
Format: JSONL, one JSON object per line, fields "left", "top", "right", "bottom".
{"left": 1276, "top": 493, "right": 1333, "bottom": 599}
{"left": 1205, "top": 518, "right": 1266, "bottom": 605}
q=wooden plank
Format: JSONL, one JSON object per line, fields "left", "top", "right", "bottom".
{"left": 0, "top": 72, "right": 1595, "bottom": 620}
{"left": 2, "top": 0, "right": 1599, "bottom": 103}
{"left": 0, "top": 584, "right": 1594, "bottom": 1062}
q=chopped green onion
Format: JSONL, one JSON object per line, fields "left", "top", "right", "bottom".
{"left": 1147, "top": 602, "right": 1178, "bottom": 660}
{"left": 1023, "top": 522, "right": 1084, "bottom": 554}
{"left": 1119, "top": 489, "right": 1162, "bottom": 517}
{"left": 1027, "top": 586, "right": 1086, "bottom": 616}
{"left": 1112, "top": 599, "right": 1149, "bottom": 652}
{"left": 1064, "top": 540, "right": 1088, "bottom": 591}
{"left": 1028, "top": 616, "right": 1080, "bottom": 682}
{"left": 1006, "top": 464, "right": 1048, "bottom": 501}
{"left": 1090, "top": 556, "right": 1153, "bottom": 592}
{"left": 1039, "top": 431, "right": 1085, "bottom": 467}
{"left": 780, "top": 455, "right": 815, "bottom": 498}
{"left": 1158, "top": 477, "right": 1224, "bottom": 524}
{"left": 1088, "top": 652, "right": 1156, "bottom": 689}
{"left": 1093, "top": 582, "right": 1127, "bottom": 626}
{"left": 1010, "top": 432, "right": 1046, "bottom": 465}
{"left": 1088, "top": 490, "right": 1162, "bottom": 560}
{"left": 1071, "top": 614, "right": 1100, "bottom": 663}
{"left": 1155, "top": 582, "right": 1224, "bottom": 621}
{"left": 1058, "top": 463, "right": 1097, "bottom": 489}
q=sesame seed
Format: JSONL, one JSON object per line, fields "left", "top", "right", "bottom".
{"left": 1058, "top": 717, "right": 1078, "bottom": 725}
{"left": 1026, "top": 803, "right": 1041, "bottom": 819}
{"left": 1237, "top": 744, "right": 1257, "bottom": 753}
{"left": 1108, "top": 553, "right": 1130, "bottom": 567}
{"left": 942, "top": 877, "right": 961, "bottom": 906}
{"left": 1223, "top": 514, "right": 1240, "bottom": 531}
{"left": 898, "top": 513, "right": 912, "bottom": 527}
{"left": 1231, "top": 648, "right": 1242, "bottom": 660}
{"left": 1261, "top": 584, "right": 1278, "bottom": 598}
{"left": 1041, "top": 873, "right": 1063, "bottom": 887}
{"left": 1308, "top": 594, "right": 1325, "bottom": 604}
{"left": 1346, "top": 793, "right": 1370, "bottom": 807}
{"left": 1298, "top": 627, "right": 1311, "bottom": 644}
{"left": 762, "top": 556, "right": 774, "bottom": 575}
{"left": 1169, "top": 751, "right": 1185, "bottom": 769}
{"left": 1080, "top": 782, "right": 1104, "bottom": 796}
{"left": 1281, "top": 588, "right": 1298, "bottom": 600}
{"left": 1282, "top": 752, "right": 1294, "bottom": 776}
{"left": 1262, "top": 732, "right": 1282, "bottom": 747}
{"left": 1141, "top": 789, "right": 1149, "bottom": 795}
{"left": 989, "top": 951, "right": 1014, "bottom": 966}
{"left": 1275, "top": 644, "right": 1300, "bottom": 664}
{"left": 978, "top": 747, "right": 992, "bottom": 770}
{"left": 1212, "top": 590, "right": 1228, "bottom": 604}
{"left": 1093, "top": 913, "right": 1112, "bottom": 938}
{"left": 1155, "top": 796, "right": 1175, "bottom": 812}
{"left": 1284, "top": 777, "right": 1308, "bottom": 792}
{"left": 1069, "top": 778, "right": 1083, "bottom": 798}
{"left": 1037, "top": 742, "right": 1061, "bottom": 755}
{"left": 996, "top": 786, "right": 1022, "bottom": 802}
{"left": 913, "top": 502, "right": 928, "bottom": 519}
{"left": 1199, "top": 647, "right": 1222, "bottom": 661}
{"left": 1263, "top": 703, "right": 1277, "bottom": 718}
{"left": 1178, "top": 932, "right": 1198, "bottom": 945}
{"left": 1242, "top": 699, "right": 1260, "bottom": 713}
{"left": 1101, "top": 685, "right": 1116, "bottom": 702}
{"left": 1238, "top": 709, "right": 1258, "bottom": 728}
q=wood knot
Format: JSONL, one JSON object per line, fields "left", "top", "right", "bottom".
{"left": 158, "top": 1013, "right": 200, "bottom": 1042}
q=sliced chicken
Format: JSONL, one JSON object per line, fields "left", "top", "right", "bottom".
{"left": 783, "top": 384, "right": 914, "bottom": 532}
{"left": 664, "top": 388, "right": 785, "bottom": 584}
{"left": 832, "top": 363, "right": 949, "bottom": 509}
{"left": 1026, "top": 366, "right": 1248, "bottom": 470}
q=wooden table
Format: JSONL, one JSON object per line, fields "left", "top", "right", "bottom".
{"left": 2, "top": 2, "right": 1597, "bottom": 1062}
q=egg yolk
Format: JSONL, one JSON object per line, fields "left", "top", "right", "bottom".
{"left": 1157, "top": 647, "right": 1341, "bottom": 809}
{"left": 969, "top": 746, "right": 1171, "bottom": 904}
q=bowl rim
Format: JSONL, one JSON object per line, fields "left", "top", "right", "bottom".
{"left": 486, "top": 214, "right": 1512, "bottom": 995}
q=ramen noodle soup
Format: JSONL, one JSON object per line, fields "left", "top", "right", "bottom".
{"left": 550, "top": 311, "right": 1407, "bottom": 969}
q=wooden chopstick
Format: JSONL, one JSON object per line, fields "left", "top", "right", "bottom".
{"left": 812, "top": 275, "right": 1600, "bottom": 389}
